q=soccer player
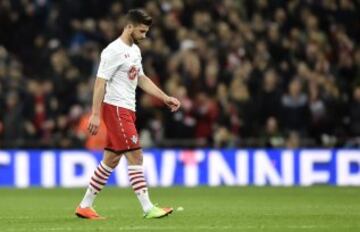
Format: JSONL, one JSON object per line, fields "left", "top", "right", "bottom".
{"left": 75, "top": 9, "right": 181, "bottom": 219}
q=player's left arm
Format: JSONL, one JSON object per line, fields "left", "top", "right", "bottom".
{"left": 138, "top": 74, "right": 181, "bottom": 112}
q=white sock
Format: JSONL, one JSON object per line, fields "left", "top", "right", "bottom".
{"left": 80, "top": 187, "right": 97, "bottom": 208}
{"left": 136, "top": 188, "right": 154, "bottom": 213}
{"left": 80, "top": 161, "right": 113, "bottom": 208}
{"left": 128, "top": 165, "right": 154, "bottom": 213}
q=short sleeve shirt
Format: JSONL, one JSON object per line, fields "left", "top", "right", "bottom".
{"left": 97, "top": 38, "right": 144, "bottom": 111}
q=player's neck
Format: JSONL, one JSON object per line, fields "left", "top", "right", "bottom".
{"left": 120, "top": 33, "right": 134, "bottom": 47}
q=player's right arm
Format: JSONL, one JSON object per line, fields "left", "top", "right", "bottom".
{"left": 88, "top": 78, "right": 106, "bottom": 135}
{"left": 88, "top": 48, "right": 120, "bottom": 135}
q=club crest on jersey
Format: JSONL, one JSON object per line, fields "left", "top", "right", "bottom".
{"left": 131, "top": 135, "right": 138, "bottom": 144}
{"left": 128, "top": 65, "right": 139, "bottom": 80}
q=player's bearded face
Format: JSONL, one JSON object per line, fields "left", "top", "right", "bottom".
{"left": 131, "top": 24, "right": 149, "bottom": 44}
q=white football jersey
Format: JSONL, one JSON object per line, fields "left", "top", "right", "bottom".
{"left": 97, "top": 38, "right": 144, "bottom": 111}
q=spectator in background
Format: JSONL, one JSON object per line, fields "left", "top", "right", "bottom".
{"left": 163, "top": 85, "right": 196, "bottom": 145}
{"left": 259, "top": 117, "right": 284, "bottom": 148}
{"left": 2, "top": 91, "right": 24, "bottom": 147}
{"left": 193, "top": 92, "right": 219, "bottom": 146}
{"left": 349, "top": 86, "right": 360, "bottom": 137}
{"left": 285, "top": 131, "right": 301, "bottom": 149}
{"left": 76, "top": 108, "right": 106, "bottom": 150}
{"left": 308, "top": 82, "right": 329, "bottom": 143}
{"left": 281, "top": 79, "right": 310, "bottom": 134}
{"left": 230, "top": 78, "right": 257, "bottom": 138}
{"left": 257, "top": 69, "right": 281, "bottom": 125}
{"left": 213, "top": 126, "right": 234, "bottom": 148}
{"left": 22, "top": 80, "right": 58, "bottom": 146}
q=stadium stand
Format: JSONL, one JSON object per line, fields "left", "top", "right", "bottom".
{"left": 0, "top": 0, "right": 359, "bottom": 148}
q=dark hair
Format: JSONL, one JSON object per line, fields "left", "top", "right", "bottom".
{"left": 125, "top": 9, "right": 152, "bottom": 26}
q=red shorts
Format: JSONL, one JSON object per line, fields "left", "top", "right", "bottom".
{"left": 102, "top": 103, "right": 141, "bottom": 154}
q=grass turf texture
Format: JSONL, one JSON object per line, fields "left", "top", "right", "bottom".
{"left": 0, "top": 187, "right": 359, "bottom": 232}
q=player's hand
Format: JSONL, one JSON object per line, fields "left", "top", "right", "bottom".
{"left": 164, "top": 96, "right": 181, "bottom": 112}
{"left": 88, "top": 114, "right": 100, "bottom": 135}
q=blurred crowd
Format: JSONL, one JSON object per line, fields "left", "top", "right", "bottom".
{"left": 0, "top": 0, "right": 359, "bottom": 149}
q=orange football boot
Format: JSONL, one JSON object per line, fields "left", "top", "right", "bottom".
{"left": 75, "top": 206, "right": 105, "bottom": 220}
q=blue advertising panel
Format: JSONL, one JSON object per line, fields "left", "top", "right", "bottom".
{"left": 0, "top": 149, "right": 359, "bottom": 187}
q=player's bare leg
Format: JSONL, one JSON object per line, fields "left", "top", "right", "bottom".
{"left": 76, "top": 150, "right": 122, "bottom": 219}
{"left": 125, "top": 149, "right": 173, "bottom": 218}
{"left": 103, "top": 150, "right": 123, "bottom": 169}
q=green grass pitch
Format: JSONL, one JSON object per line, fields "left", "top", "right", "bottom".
{"left": 0, "top": 187, "right": 359, "bottom": 231}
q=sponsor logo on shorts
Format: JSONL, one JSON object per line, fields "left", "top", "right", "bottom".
{"left": 131, "top": 135, "right": 138, "bottom": 144}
